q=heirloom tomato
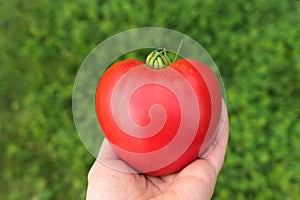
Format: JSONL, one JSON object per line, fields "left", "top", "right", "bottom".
{"left": 95, "top": 48, "right": 222, "bottom": 176}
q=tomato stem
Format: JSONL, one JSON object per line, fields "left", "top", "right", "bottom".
{"left": 145, "top": 48, "right": 171, "bottom": 70}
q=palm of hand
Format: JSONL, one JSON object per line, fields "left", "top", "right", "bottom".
{"left": 87, "top": 106, "right": 228, "bottom": 200}
{"left": 87, "top": 156, "right": 221, "bottom": 200}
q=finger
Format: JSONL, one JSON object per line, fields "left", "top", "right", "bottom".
{"left": 204, "top": 99, "right": 229, "bottom": 174}
{"left": 154, "top": 159, "right": 220, "bottom": 200}
{"left": 96, "top": 139, "right": 137, "bottom": 173}
{"left": 97, "top": 139, "right": 119, "bottom": 160}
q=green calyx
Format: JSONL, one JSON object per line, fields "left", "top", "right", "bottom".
{"left": 145, "top": 48, "right": 171, "bottom": 70}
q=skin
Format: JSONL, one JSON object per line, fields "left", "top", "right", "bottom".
{"left": 87, "top": 104, "right": 229, "bottom": 200}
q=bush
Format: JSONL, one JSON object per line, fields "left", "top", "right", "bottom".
{"left": 1, "top": 0, "right": 299, "bottom": 199}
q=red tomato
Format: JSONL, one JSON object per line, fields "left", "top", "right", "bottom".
{"left": 95, "top": 49, "right": 221, "bottom": 176}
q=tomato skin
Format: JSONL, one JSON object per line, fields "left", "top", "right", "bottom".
{"left": 96, "top": 59, "right": 146, "bottom": 151}
{"left": 95, "top": 58, "right": 221, "bottom": 175}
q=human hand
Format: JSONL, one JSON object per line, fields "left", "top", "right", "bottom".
{"left": 87, "top": 104, "right": 229, "bottom": 200}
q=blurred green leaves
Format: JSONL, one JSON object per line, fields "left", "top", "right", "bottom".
{"left": 1, "top": 0, "right": 300, "bottom": 199}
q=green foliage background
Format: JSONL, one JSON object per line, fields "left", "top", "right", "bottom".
{"left": 1, "top": 0, "right": 299, "bottom": 199}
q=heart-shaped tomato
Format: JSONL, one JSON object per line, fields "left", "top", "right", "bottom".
{"left": 95, "top": 49, "right": 222, "bottom": 176}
